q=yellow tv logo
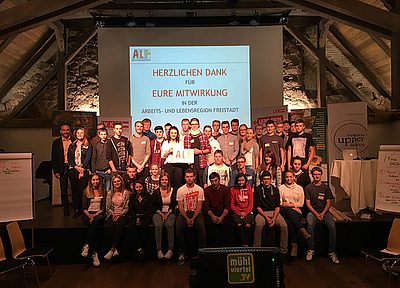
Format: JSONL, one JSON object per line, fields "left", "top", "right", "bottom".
{"left": 131, "top": 49, "right": 151, "bottom": 61}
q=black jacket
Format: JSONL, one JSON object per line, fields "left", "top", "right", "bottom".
{"left": 51, "top": 136, "right": 75, "bottom": 174}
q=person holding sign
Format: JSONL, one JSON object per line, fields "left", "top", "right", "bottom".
{"left": 68, "top": 127, "right": 92, "bottom": 219}
{"left": 183, "top": 118, "right": 211, "bottom": 187}
{"left": 161, "top": 126, "right": 184, "bottom": 189}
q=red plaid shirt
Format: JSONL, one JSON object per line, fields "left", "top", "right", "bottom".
{"left": 184, "top": 132, "right": 210, "bottom": 169}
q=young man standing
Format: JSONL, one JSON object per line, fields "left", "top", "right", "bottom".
{"left": 149, "top": 125, "right": 165, "bottom": 169}
{"left": 183, "top": 118, "right": 210, "bottom": 187}
{"left": 142, "top": 118, "right": 156, "bottom": 141}
{"left": 230, "top": 118, "right": 239, "bottom": 136}
{"left": 179, "top": 118, "right": 190, "bottom": 139}
{"left": 259, "top": 120, "right": 285, "bottom": 172}
{"left": 254, "top": 171, "right": 290, "bottom": 265}
{"left": 106, "top": 122, "right": 130, "bottom": 177}
{"left": 91, "top": 127, "right": 111, "bottom": 191}
{"left": 255, "top": 123, "right": 264, "bottom": 145}
{"left": 51, "top": 124, "right": 75, "bottom": 216}
{"left": 129, "top": 121, "right": 151, "bottom": 179}
{"left": 203, "top": 150, "right": 231, "bottom": 188}
{"left": 217, "top": 121, "right": 239, "bottom": 171}
{"left": 204, "top": 172, "right": 231, "bottom": 247}
{"left": 176, "top": 169, "right": 207, "bottom": 265}
{"left": 212, "top": 120, "right": 222, "bottom": 139}
{"left": 229, "top": 156, "right": 256, "bottom": 189}
{"left": 287, "top": 119, "right": 315, "bottom": 170}
{"left": 91, "top": 123, "right": 106, "bottom": 145}
{"left": 305, "top": 167, "right": 339, "bottom": 264}
{"left": 164, "top": 123, "right": 172, "bottom": 140}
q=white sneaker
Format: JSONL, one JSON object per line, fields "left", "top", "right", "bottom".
{"left": 328, "top": 252, "right": 339, "bottom": 264}
{"left": 104, "top": 249, "right": 114, "bottom": 260}
{"left": 92, "top": 252, "right": 100, "bottom": 267}
{"left": 306, "top": 250, "right": 315, "bottom": 261}
{"left": 81, "top": 244, "right": 89, "bottom": 257}
{"left": 113, "top": 248, "right": 119, "bottom": 257}
{"left": 165, "top": 250, "right": 173, "bottom": 260}
{"left": 157, "top": 250, "right": 164, "bottom": 259}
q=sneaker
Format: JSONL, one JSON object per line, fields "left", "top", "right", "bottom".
{"left": 306, "top": 250, "right": 315, "bottom": 261}
{"left": 178, "top": 253, "right": 187, "bottom": 266}
{"left": 137, "top": 248, "right": 145, "bottom": 261}
{"left": 328, "top": 252, "right": 339, "bottom": 264}
{"left": 92, "top": 252, "right": 100, "bottom": 267}
{"left": 113, "top": 248, "right": 119, "bottom": 257}
{"left": 72, "top": 209, "right": 82, "bottom": 219}
{"left": 104, "top": 249, "right": 114, "bottom": 260}
{"left": 165, "top": 250, "right": 173, "bottom": 260}
{"left": 157, "top": 250, "right": 164, "bottom": 259}
{"left": 81, "top": 244, "right": 89, "bottom": 257}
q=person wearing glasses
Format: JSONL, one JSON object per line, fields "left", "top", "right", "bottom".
{"left": 229, "top": 156, "right": 256, "bottom": 189}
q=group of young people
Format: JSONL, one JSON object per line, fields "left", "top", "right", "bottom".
{"left": 51, "top": 117, "right": 338, "bottom": 267}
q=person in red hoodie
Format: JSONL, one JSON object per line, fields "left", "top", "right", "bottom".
{"left": 230, "top": 172, "right": 253, "bottom": 247}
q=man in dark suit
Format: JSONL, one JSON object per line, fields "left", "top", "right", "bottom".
{"left": 51, "top": 124, "right": 75, "bottom": 216}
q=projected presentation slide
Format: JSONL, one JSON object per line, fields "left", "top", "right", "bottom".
{"left": 129, "top": 46, "right": 250, "bottom": 127}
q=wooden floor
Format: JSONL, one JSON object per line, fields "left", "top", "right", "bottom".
{"left": 0, "top": 256, "right": 397, "bottom": 288}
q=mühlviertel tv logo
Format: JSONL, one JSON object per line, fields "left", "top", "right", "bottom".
{"left": 131, "top": 49, "right": 151, "bottom": 61}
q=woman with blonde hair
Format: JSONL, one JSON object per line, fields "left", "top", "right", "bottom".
{"left": 144, "top": 162, "right": 161, "bottom": 195}
{"left": 104, "top": 174, "right": 129, "bottom": 260}
{"left": 240, "top": 128, "right": 259, "bottom": 172}
{"left": 68, "top": 127, "right": 92, "bottom": 219}
{"left": 81, "top": 172, "right": 106, "bottom": 266}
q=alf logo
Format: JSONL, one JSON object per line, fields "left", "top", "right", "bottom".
{"left": 131, "top": 49, "right": 151, "bottom": 61}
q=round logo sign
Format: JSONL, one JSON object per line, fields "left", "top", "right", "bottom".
{"left": 330, "top": 120, "right": 368, "bottom": 154}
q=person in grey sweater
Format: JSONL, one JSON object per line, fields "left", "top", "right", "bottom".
{"left": 129, "top": 121, "right": 151, "bottom": 180}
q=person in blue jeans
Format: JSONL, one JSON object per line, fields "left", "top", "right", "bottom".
{"left": 305, "top": 167, "right": 339, "bottom": 264}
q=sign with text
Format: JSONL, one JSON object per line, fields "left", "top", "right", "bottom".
{"left": 172, "top": 148, "right": 194, "bottom": 163}
{"left": 376, "top": 145, "right": 400, "bottom": 213}
{"left": 227, "top": 253, "right": 255, "bottom": 284}
{"left": 98, "top": 116, "right": 132, "bottom": 138}
{"left": 251, "top": 105, "right": 288, "bottom": 132}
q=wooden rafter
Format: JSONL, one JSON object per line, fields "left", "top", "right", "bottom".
{"left": 284, "top": 23, "right": 386, "bottom": 118}
{"left": 48, "top": 21, "right": 65, "bottom": 53}
{"left": 0, "top": 28, "right": 97, "bottom": 126}
{"left": 0, "top": 35, "right": 17, "bottom": 55}
{"left": 279, "top": 0, "right": 395, "bottom": 37}
{"left": 368, "top": 33, "right": 391, "bottom": 57}
{"left": 0, "top": 0, "right": 108, "bottom": 40}
{"left": 319, "top": 19, "right": 334, "bottom": 48}
{"left": 317, "top": 19, "right": 332, "bottom": 108}
{"left": 328, "top": 25, "right": 391, "bottom": 99}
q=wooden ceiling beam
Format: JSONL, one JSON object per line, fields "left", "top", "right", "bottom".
{"left": 279, "top": 0, "right": 393, "bottom": 38}
{"left": 0, "top": 35, "right": 17, "bottom": 55}
{"left": 328, "top": 25, "right": 391, "bottom": 99}
{"left": 284, "top": 23, "right": 387, "bottom": 118}
{"left": 0, "top": 0, "right": 108, "bottom": 40}
{"left": 368, "top": 33, "right": 391, "bottom": 57}
{"left": 0, "top": 28, "right": 97, "bottom": 126}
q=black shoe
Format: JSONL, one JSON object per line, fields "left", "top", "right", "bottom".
{"left": 178, "top": 253, "right": 187, "bottom": 266}
{"left": 281, "top": 254, "right": 291, "bottom": 265}
{"left": 137, "top": 249, "right": 145, "bottom": 261}
{"left": 64, "top": 209, "right": 70, "bottom": 216}
{"left": 72, "top": 210, "right": 82, "bottom": 219}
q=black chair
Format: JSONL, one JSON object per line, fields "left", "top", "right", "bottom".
{"left": 0, "top": 236, "right": 28, "bottom": 288}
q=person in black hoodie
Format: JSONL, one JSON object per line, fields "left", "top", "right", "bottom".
{"left": 128, "top": 178, "right": 153, "bottom": 260}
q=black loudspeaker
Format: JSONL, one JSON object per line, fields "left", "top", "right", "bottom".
{"left": 190, "top": 247, "right": 285, "bottom": 288}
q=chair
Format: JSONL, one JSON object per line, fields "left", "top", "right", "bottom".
{"left": 0, "top": 236, "right": 28, "bottom": 288}
{"left": 362, "top": 218, "right": 400, "bottom": 288}
{"left": 6, "top": 221, "right": 54, "bottom": 287}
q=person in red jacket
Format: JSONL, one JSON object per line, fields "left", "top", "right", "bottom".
{"left": 230, "top": 172, "right": 253, "bottom": 247}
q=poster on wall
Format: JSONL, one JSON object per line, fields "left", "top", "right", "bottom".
{"left": 52, "top": 111, "right": 97, "bottom": 139}
{"left": 251, "top": 106, "right": 288, "bottom": 132}
{"left": 98, "top": 117, "right": 132, "bottom": 138}
{"left": 289, "top": 108, "right": 328, "bottom": 181}
{"left": 375, "top": 145, "right": 400, "bottom": 213}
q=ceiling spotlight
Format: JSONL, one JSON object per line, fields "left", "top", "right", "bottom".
{"left": 279, "top": 10, "right": 291, "bottom": 24}
{"left": 184, "top": 0, "right": 193, "bottom": 4}
{"left": 229, "top": 12, "right": 239, "bottom": 26}
{"left": 126, "top": 12, "right": 137, "bottom": 27}
{"left": 146, "top": 22, "right": 155, "bottom": 27}
{"left": 249, "top": 11, "right": 260, "bottom": 27}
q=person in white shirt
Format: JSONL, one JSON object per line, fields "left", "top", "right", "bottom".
{"left": 203, "top": 150, "right": 231, "bottom": 188}
{"left": 161, "top": 126, "right": 184, "bottom": 188}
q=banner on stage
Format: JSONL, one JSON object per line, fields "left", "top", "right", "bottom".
{"left": 173, "top": 148, "right": 194, "bottom": 163}
{"left": 251, "top": 106, "right": 288, "bottom": 132}
{"left": 98, "top": 116, "right": 132, "bottom": 138}
{"left": 375, "top": 145, "right": 400, "bottom": 213}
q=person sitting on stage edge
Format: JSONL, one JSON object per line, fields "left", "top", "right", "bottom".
{"left": 81, "top": 173, "right": 106, "bottom": 267}
{"left": 305, "top": 167, "right": 339, "bottom": 264}
{"left": 152, "top": 171, "right": 177, "bottom": 260}
{"left": 68, "top": 127, "right": 92, "bottom": 219}
{"left": 253, "top": 171, "right": 290, "bottom": 265}
{"left": 128, "top": 179, "right": 153, "bottom": 261}
{"left": 104, "top": 175, "right": 129, "bottom": 260}
{"left": 204, "top": 172, "right": 231, "bottom": 247}
{"left": 279, "top": 170, "right": 311, "bottom": 258}
{"left": 230, "top": 172, "right": 254, "bottom": 247}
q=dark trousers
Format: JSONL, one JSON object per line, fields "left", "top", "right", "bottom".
{"left": 165, "top": 163, "right": 183, "bottom": 189}
{"left": 231, "top": 213, "right": 254, "bottom": 246}
{"left": 128, "top": 216, "right": 152, "bottom": 250}
{"left": 280, "top": 207, "right": 303, "bottom": 243}
{"left": 176, "top": 212, "right": 206, "bottom": 254}
{"left": 137, "top": 166, "right": 149, "bottom": 181}
{"left": 205, "top": 210, "right": 231, "bottom": 247}
{"left": 106, "top": 215, "right": 128, "bottom": 248}
{"left": 59, "top": 163, "right": 70, "bottom": 211}
{"left": 81, "top": 213, "right": 105, "bottom": 252}
{"left": 193, "top": 168, "right": 205, "bottom": 187}
{"left": 68, "top": 169, "right": 89, "bottom": 211}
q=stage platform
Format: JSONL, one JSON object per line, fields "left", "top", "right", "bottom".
{"left": 0, "top": 199, "right": 396, "bottom": 265}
